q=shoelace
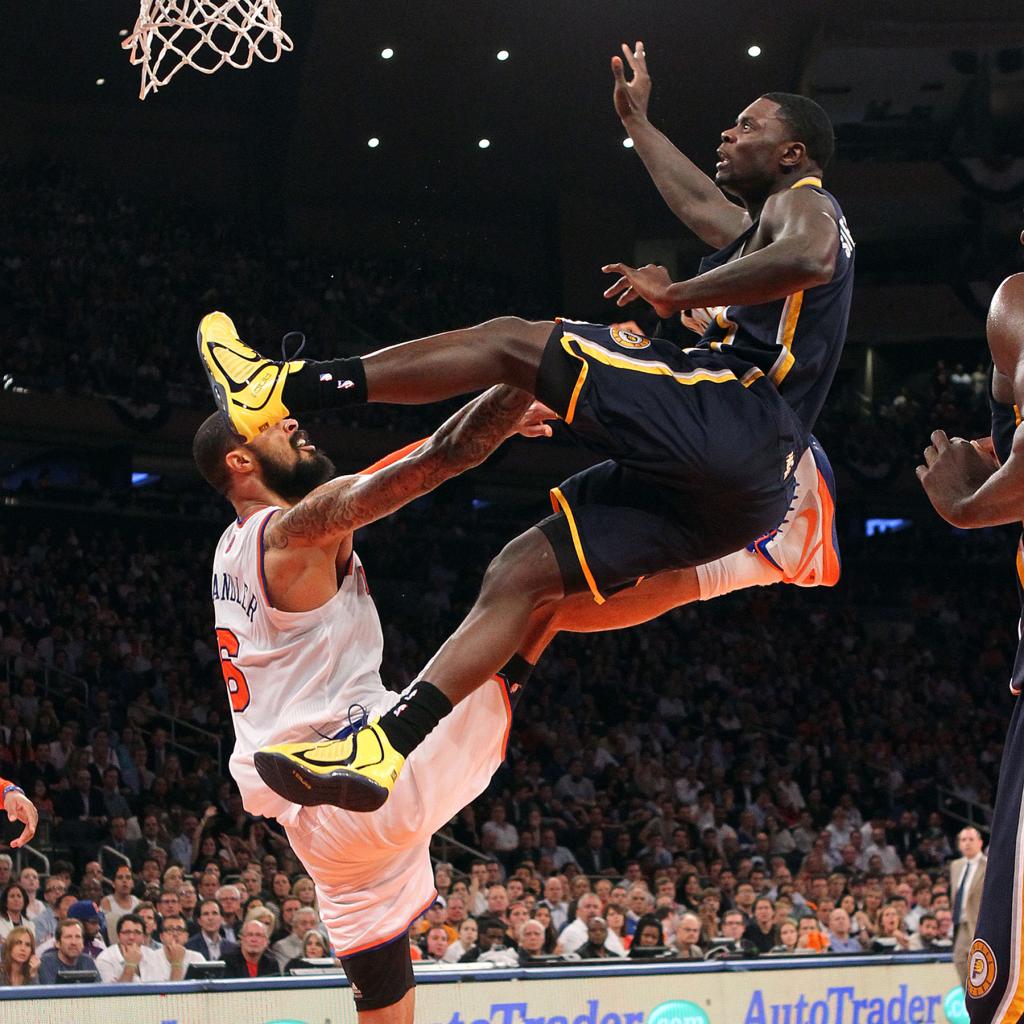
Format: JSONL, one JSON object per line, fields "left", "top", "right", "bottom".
{"left": 321, "top": 703, "right": 370, "bottom": 743}
{"left": 280, "top": 331, "right": 306, "bottom": 362}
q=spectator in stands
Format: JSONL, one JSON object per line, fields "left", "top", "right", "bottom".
{"left": 797, "top": 917, "right": 829, "bottom": 954}
{"left": 284, "top": 929, "right": 336, "bottom": 972}
{"left": 186, "top": 899, "right": 238, "bottom": 961}
{"left": 95, "top": 913, "right": 160, "bottom": 983}
{"left": 0, "top": 883, "right": 33, "bottom": 941}
{"left": 222, "top": 920, "right": 279, "bottom": 978}
{"left": 34, "top": 875, "right": 66, "bottom": 946}
{"left": 270, "top": 895, "right": 301, "bottom": 943}
{"left": 672, "top": 914, "right": 705, "bottom": 959}
{"left": 870, "top": 905, "right": 910, "bottom": 953}
{"left": 577, "top": 827, "right": 614, "bottom": 876}
{"left": 555, "top": 759, "right": 596, "bottom": 805}
{"left": 517, "top": 919, "right": 549, "bottom": 964}
{"left": 934, "top": 909, "right": 954, "bottom": 950}
{"left": 481, "top": 803, "right": 519, "bottom": 856}
{"left": 135, "top": 902, "right": 161, "bottom": 950}
{"left": 422, "top": 926, "right": 451, "bottom": 963}
{"left": 444, "top": 918, "right": 479, "bottom": 963}
{"left": 743, "top": 897, "right": 778, "bottom": 953}
{"left": 38, "top": 920, "right": 96, "bottom": 984}
{"left": 216, "top": 884, "right": 242, "bottom": 941}
{"left": 769, "top": 920, "right": 799, "bottom": 955}
{"left": 271, "top": 905, "right": 319, "bottom": 970}
{"left": 292, "top": 876, "right": 316, "bottom": 908}
{"left": 100, "top": 864, "right": 140, "bottom": 943}
{"left": 538, "top": 874, "right": 569, "bottom": 929}
{"left": 458, "top": 917, "right": 509, "bottom": 963}
{"left": 557, "top": 894, "right": 626, "bottom": 956}
{"left": 629, "top": 915, "right": 666, "bottom": 956}
{"left": 149, "top": 914, "right": 205, "bottom": 981}
{"left": 827, "top": 908, "right": 861, "bottom": 953}
{"left": 578, "top": 917, "right": 622, "bottom": 959}
{"left": 908, "top": 914, "right": 943, "bottom": 952}
{"left": 0, "top": 926, "right": 39, "bottom": 985}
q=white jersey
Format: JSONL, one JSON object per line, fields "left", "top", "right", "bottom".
{"left": 211, "top": 506, "right": 391, "bottom": 823}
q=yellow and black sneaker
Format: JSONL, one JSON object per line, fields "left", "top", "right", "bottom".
{"left": 197, "top": 311, "right": 303, "bottom": 443}
{"left": 253, "top": 718, "right": 405, "bottom": 812}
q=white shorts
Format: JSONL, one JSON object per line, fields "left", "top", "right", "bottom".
{"left": 282, "top": 677, "right": 512, "bottom": 957}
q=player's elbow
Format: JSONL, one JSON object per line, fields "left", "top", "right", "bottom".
{"left": 796, "top": 250, "right": 835, "bottom": 288}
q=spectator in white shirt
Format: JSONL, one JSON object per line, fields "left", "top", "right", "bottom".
{"left": 95, "top": 913, "right": 161, "bottom": 983}
{"left": 149, "top": 914, "right": 206, "bottom": 981}
{"left": 556, "top": 894, "right": 626, "bottom": 956}
{"left": 480, "top": 803, "right": 519, "bottom": 853}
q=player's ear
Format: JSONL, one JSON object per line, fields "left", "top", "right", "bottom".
{"left": 779, "top": 140, "right": 806, "bottom": 170}
{"left": 225, "top": 448, "right": 256, "bottom": 476}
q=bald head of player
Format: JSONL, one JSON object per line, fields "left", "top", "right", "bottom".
{"left": 715, "top": 93, "right": 834, "bottom": 203}
{"left": 193, "top": 411, "right": 335, "bottom": 506}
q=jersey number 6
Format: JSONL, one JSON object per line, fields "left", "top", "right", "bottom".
{"left": 215, "top": 627, "right": 251, "bottom": 713}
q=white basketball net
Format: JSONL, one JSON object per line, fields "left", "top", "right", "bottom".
{"left": 123, "top": 0, "right": 293, "bottom": 100}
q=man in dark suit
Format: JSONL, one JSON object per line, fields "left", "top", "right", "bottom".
{"left": 56, "top": 769, "right": 107, "bottom": 863}
{"left": 222, "top": 920, "right": 280, "bottom": 978}
{"left": 950, "top": 826, "right": 987, "bottom": 983}
{"left": 185, "top": 899, "right": 239, "bottom": 961}
{"left": 575, "top": 827, "right": 614, "bottom": 876}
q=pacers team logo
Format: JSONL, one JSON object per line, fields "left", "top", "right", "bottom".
{"left": 968, "top": 938, "right": 998, "bottom": 998}
{"left": 610, "top": 326, "right": 651, "bottom": 350}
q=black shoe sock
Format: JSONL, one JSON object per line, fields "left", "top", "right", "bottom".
{"left": 496, "top": 654, "right": 534, "bottom": 710}
{"left": 378, "top": 680, "right": 453, "bottom": 758}
{"left": 282, "top": 357, "right": 368, "bottom": 413}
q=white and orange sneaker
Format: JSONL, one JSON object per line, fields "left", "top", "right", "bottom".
{"left": 749, "top": 436, "right": 840, "bottom": 587}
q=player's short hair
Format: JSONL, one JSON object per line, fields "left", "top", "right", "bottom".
{"left": 193, "top": 412, "right": 245, "bottom": 495}
{"left": 761, "top": 92, "right": 835, "bottom": 169}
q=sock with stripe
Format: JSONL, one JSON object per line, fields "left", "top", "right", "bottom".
{"left": 377, "top": 680, "right": 453, "bottom": 758}
{"left": 282, "top": 357, "right": 368, "bottom": 412}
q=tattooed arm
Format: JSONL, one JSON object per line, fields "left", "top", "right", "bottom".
{"left": 265, "top": 386, "right": 535, "bottom": 550}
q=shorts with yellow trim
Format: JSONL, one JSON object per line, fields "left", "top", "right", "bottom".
{"left": 534, "top": 321, "right": 804, "bottom": 602}
{"left": 967, "top": 692, "right": 1024, "bottom": 1024}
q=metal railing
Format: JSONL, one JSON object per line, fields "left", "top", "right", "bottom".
{"left": 98, "top": 844, "right": 132, "bottom": 877}
{"left": 14, "top": 844, "right": 50, "bottom": 877}
{"left": 936, "top": 785, "right": 993, "bottom": 835}
{"left": 4, "top": 656, "right": 89, "bottom": 711}
{"left": 4, "top": 656, "right": 223, "bottom": 774}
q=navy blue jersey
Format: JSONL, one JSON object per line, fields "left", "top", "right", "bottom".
{"left": 688, "top": 176, "right": 854, "bottom": 433}
{"left": 990, "top": 381, "right": 1024, "bottom": 695}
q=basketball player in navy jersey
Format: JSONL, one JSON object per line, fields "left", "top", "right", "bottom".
{"left": 918, "top": 251, "right": 1024, "bottom": 1024}
{"left": 199, "top": 43, "right": 854, "bottom": 811}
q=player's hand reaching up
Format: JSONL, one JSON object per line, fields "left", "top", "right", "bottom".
{"left": 516, "top": 401, "right": 558, "bottom": 438}
{"left": 603, "top": 262, "right": 677, "bottom": 319}
{"left": 916, "top": 429, "right": 998, "bottom": 526}
{"left": 612, "top": 41, "right": 652, "bottom": 123}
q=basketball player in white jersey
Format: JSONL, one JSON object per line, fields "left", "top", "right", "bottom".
{"left": 193, "top": 375, "right": 555, "bottom": 1020}
{"left": 194, "top": 317, "right": 832, "bottom": 1022}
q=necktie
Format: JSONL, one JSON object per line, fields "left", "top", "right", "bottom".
{"left": 953, "top": 863, "right": 971, "bottom": 929}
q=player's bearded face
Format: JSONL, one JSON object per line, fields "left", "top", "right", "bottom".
{"left": 253, "top": 431, "right": 335, "bottom": 502}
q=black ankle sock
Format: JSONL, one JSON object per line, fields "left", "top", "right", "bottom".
{"left": 497, "top": 654, "right": 534, "bottom": 709}
{"left": 283, "top": 357, "right": 367, "bottom": 413}
{"left": 378, "top": 680, "right": 453, "bottom": 758}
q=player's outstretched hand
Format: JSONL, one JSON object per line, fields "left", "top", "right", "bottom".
{"left": 6, "top": 792, "right": 38, "bottom": 849}
{"left": 612, "top": 41, "right": 651, "bottom": 123}
{"left": 516, "top": 401, "right": 558, "bottom": 438}
{"left": 916, "top": 428, "right": 998, "bottom": 526}
{"left": 602, "top": 262, "right": 676, "bottom": 319}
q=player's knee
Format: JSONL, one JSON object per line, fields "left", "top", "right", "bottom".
{"left": 478, "top": 316, "right": 554, "bottom": 377}
{"left": 479, "top": 532, "right": 562, "bottom": 610}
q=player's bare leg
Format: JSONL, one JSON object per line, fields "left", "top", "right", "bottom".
{"left": 359, "top": 990, "right": 414, "bottom": 1024}
{"left": 360, "top": 317, "right": 554, "bottom": 403}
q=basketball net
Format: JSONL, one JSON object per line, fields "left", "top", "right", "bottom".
{"left": 123, "top": 0, "right": 293, "bottom": 100}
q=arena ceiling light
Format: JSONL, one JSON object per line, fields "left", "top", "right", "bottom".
{"left": 368, "top": 137, "right": 380, "bottom": 148}
{"left": 622, "top": 137, "right": 634, "bottom": 148}
{"left": 478, "top": 138, "right": 491, "bottom": 149}
{"left": 747, "top": 44, "right": 762, "bottom": 57}
{"left": 380, "top": 47, "right": 394, "bottom": 59}
{"left": 496, "top": 49, "right": 510, "bottom": 61}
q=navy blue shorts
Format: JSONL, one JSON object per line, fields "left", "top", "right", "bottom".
{"left": 534, "top": 320, "right": 805, "bottom": 602}
{"left": 968, "top": 694, "right": 1024, "bottom": 1024}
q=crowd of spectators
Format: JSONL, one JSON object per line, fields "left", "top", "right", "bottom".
{"left": 0, "top": 158, "right": 1012, "bottom": 986}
